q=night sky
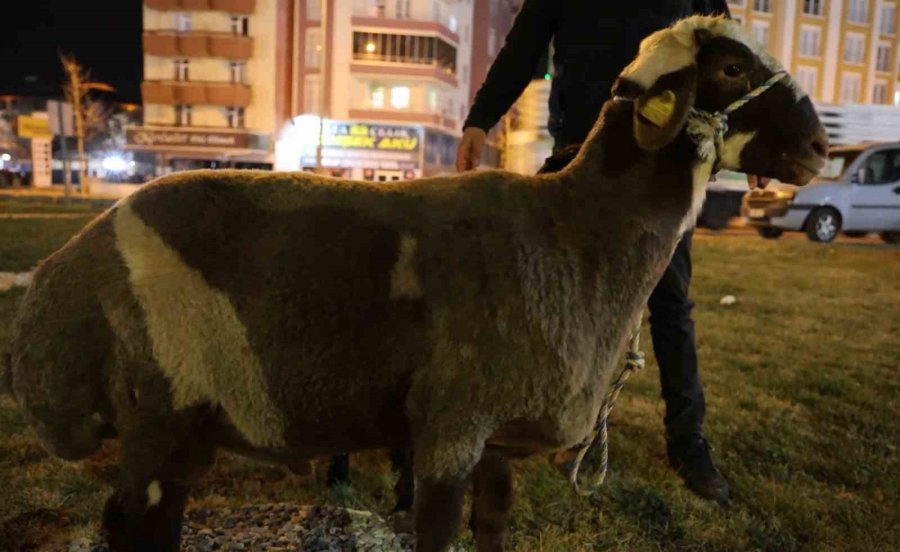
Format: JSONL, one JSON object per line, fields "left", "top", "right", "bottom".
{"left": 0, "top": 0, "right": 143, "bottom": 102}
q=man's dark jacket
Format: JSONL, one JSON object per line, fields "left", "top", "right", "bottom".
{"left": 464, "top": 0, "right": 730, "bottom": 148}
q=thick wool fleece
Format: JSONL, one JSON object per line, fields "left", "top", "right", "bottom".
{"left": 8, "top": 17, "right": 752, "bottom": 481}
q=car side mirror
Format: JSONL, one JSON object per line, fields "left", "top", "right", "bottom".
{"left": 852, "top": 167, "right": 866, "bottom": 184}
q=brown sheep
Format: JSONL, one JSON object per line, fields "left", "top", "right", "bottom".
{"left": 5, "top": 16, "right": 826, "bottom": 552}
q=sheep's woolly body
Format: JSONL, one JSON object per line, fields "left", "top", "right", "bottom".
{"left": 390, "top": 235, "right": 423, "bottom": 300}
{"left": 114, "top": 202, "right": 287, "bottom": 448}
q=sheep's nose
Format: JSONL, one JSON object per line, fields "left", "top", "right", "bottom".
{"left": 809, "top": 125, "right": 829, "bottom": 158}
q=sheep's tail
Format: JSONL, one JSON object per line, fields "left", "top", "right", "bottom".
{"left": 1, "top": 352, "right": 11, "bottom": 396}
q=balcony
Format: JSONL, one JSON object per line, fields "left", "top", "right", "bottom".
{"left": 350, "top": 62, "right": 458, "bottom": 88}
{"left": 141, "top": 80, "right": 251, "bottom": 106}
{"left": 348, "top": 108, "right": 457, "bottom": 130}
{"left": 144, "top": 31, "right": 253, "bottom": 59}
{"left": 145, "top": 0, "right": 255, "bottom": 13}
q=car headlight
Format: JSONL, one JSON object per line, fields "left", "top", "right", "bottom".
{"left": 774, "top": 190, "right": 795, "bottom": 200}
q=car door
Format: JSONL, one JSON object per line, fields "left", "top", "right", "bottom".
{"left": 844, "top": 148, "right": 900, "bottom": 231}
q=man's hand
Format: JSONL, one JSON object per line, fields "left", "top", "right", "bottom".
{"left": 456, "top": 127, "right": 487, "bottom": 172}
{"left": 747, "top": 175, "right": 771, "bottom": 189}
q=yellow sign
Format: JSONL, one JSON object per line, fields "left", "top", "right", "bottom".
{"left": 17, "top": 116, "right": 52, "bottom": 138}
{"left": 321, "top": 122, "right": 421, "bottom": 152}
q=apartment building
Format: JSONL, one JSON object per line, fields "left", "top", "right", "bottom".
{"left": 133, "top": 0, "right": 518, "bottom": 180}
{"left": 729, "top": 0, "right": 900, "bottom": 105}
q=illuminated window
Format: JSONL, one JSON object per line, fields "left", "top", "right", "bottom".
{"left": 390, "top": 86, "right": 410, "bottom": 109}
{"left": 371, "top": 86, "right": 386, "bottom": 108}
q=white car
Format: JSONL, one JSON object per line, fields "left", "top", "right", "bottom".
{"left": 742, "top": 142, "right": 900, "bottom": 243}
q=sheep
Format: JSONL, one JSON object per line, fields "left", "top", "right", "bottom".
{"left": 5, "top": 16, "right": 827, "bottom": 552}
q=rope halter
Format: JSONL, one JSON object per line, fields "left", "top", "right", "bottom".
{"left": 686, "top": 70, "right": 788, "bottom": 170}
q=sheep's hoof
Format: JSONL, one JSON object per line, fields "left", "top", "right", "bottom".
{"left": 390, "top": 510, "right": 415, "bottom": 534}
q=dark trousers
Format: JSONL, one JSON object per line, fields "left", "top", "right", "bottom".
{"left": 648, "top": 231, "right": 705, "bottom": 441}
{"left": 538, "top": 152, "right": 705, "bottom": 441}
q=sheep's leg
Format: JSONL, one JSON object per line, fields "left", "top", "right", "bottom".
{"left": 390, "top": 448, "right": 415, "bottom": 513}
{"left": 102, "top": 414, "right": 217, "bottom": 552}
{"left": 413, "top": 475, "right": 469, "bottom": 552}
{"left": 470, "top": 449, "right": 513, "bottom": 552}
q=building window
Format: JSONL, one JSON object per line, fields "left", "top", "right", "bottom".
{"left": 229, "top": 61, "right": 246, "bottom": 83}
{"left": 728, "top": 0, "right": 746, "bottom": 7}
{"left": 371, "top": 85, "right": 386, "bottom": 108}
{"left": 873, "top": 81, "right": 888, "bottom": 104}
{"left": 174, "top": 12, "right": 191, "bottom": 32}
{"left": 848, "top": 0, "right": 868, "bottom": 23}
{"left": 428, "top": 88, "right": 438, "bottom": 111}
{"left": 844, "top": 33, "right": 865, "bottom": 64}
{"left": 304, "top": 75, "right": 321, "bottom": 113}
{"left": 752, "top": 21, "right": 770, "bottom": 49}
{"left": 174, "top": 59, "right": 189, "bottom": 81}
{"left": 752, "top": 0, "right": 770, "bottom": 13}
{"left": 230, "top": 15, "right": 249, "bottom": 36}
{"left": 840, "top": 73, "right": 861, "bottom": 103}
{"left": 802, "top": 0, "right": 823, "bottom": 16}
{"left": 305, "top": 29, "right": 322, "bottom": 68}
{"left": 488, "top": 28, "right": 497, "bottom": 56}
{"left": 877, "top": 43, "right": 891, "bottom": 71}
{"left": 174, "top": 104, "right": 192, "bottom": 126}
{"left": 799, "top": 26, "right": 821, "bottom": 56}
{"left": 352, "top": 32, "right": 457, "bottom": 74}
{"left": 225, "top": 107, "right": 245, "bottom": 128}
{"left": 390, "top": 86, "right": 411, "bottom": 109}
{"left": 881, "top": 3, "right": 897, "bottom": 34}
{"left": 307, "top": 0, "right": 321, "bottom": 20}
{"left": 796, "top": 66, "right": 818, "bottom": 97}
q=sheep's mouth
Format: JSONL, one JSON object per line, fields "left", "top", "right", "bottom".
{"left": 788, "top": 156, "right": 826, "bottom": 185}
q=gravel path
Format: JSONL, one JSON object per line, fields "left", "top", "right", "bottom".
{"left": 60, "top": 504, "right": 417, "bottom": 552}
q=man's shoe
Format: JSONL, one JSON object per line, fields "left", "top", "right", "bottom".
{"left": 667, "top": 435, "right": 730, "bottom": 504}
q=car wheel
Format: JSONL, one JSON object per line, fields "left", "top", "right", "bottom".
{"left": 805, "top": 208, "right": 841, "bottom": 243}
{"left": 756, "top": 227, "right": 783, "bottom": 239}
{"left": 880, "top": 231, "right": 900, "bottom": 244}
{"left": 843, "top": 231, "right": 868, "bottom": 238}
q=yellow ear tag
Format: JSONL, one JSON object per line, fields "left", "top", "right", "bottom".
{"left": 639, "top": 90, "right": 677, "bottom": 127}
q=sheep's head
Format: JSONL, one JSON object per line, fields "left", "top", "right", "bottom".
{"left": 613, "top": 15, "right": 828, "bottom": 185}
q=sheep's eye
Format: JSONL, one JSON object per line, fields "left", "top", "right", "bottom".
{"left": 724, "top": 64, "right": 744, "bottom": 78}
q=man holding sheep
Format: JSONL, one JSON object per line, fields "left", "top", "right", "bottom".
{"left": 456, "top": 0, "right": 733, "bottom": 503}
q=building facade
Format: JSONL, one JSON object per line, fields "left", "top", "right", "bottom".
{"left": 135, "top": 0, "right": 518, "bottom": 180}
{"left": 729, "top": 0, "right": 900, "bottom": 105}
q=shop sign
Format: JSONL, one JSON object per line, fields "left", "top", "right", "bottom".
{"left": 321, "top": 122, "right": 421, "bottom": 153}
{"left": 126, "top": 128, "right": 254, "bottom": 149}
{"left": 17, "top": 115, "right": 52, "bottom": 138}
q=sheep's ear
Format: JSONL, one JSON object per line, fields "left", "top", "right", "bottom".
{"left": 632, "top": 66, "right": 697, "bottom": 150}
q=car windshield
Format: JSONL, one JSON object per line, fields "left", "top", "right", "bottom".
{"left": 819, "top": 150, "right": 863, "bottom": 180}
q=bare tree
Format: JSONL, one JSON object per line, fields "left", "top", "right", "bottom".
{"left": 60, "top": 54, "right": 113, "bottom": 195}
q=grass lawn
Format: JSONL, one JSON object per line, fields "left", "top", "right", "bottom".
{"left": 0, "top": 203, "right": 898, "bottom": 551}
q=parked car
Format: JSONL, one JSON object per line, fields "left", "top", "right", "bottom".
{"left": 698, "top": 170, "right": 749, "bottom": 230}
{"left": 741, "top": 141, "right": 900, "bottom": 243}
